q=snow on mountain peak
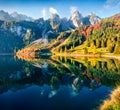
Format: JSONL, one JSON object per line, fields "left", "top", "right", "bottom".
{"left": 70, "top": 10, "right": 83, "bottom": 27}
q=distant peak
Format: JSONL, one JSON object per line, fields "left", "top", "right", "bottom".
{"left": 70, "top": 10, "right": 83, "bottom": 27}
{"left": 70, "top": 10, "right": 82, "bottom": 20}
{"left": 11, "top": 11, "right": 19, "bottom": 17}
{"left": 0, "top": 10, "right": 6, "bottom": 12}
{"left": 10, "top": 11, "right": 33, "bottom": 21}
{"left": 0, "top": 10, "right": 8, "bottom": 14}
{"left": 71, "top": 10, "right": 81, "bottom": 16}
{"left": 11, "top": 11, "right": 18, "bottom": 14}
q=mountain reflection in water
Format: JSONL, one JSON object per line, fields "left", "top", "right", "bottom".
{"left": 0, "top": 55, "right": 120, "bottom": 110}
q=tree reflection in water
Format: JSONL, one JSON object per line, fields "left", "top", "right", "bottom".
{"left": 0, "top": 55, "right": 120, "bottom": 96}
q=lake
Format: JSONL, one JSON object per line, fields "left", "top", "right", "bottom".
{"left": 0, "top": 55, "right": 120, "bottom": 110}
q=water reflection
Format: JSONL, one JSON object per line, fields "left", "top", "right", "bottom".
{"left": 1, "top": 56, "right": 120, "bottom": 93}
{"left": 0, "top": 55, "right": 120, "bottom": 109}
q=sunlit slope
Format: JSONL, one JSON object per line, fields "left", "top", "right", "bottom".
{"left": 52, "top": 13, "right": 120, "bottom": 55}
{"left": 17, "top": 13, "right": 120, "bottom": 56}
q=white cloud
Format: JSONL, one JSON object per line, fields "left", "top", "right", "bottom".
{"left": 41, "top": 8, "right": 47, "bottom": 18}
{"left": 49, "top": 7, "right": 58, "bottom": 14}
{"left": 104, "top": 0, "right": 120, "bottom": 9}
{"left": 70, "top": 6, "right": 78, "bottom": 14}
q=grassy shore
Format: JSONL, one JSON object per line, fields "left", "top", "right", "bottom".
{"left": 100, "top": 87, "right": 120, "bottom": 110}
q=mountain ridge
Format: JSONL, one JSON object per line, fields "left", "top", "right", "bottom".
{"left": 0, "top": 9, "right": 101, "bottom": 26}
{"left": 16, "top": 13, "right": 120, "bottom": 57}
{"left": 0, "top": 9, "right": 102, "bottom": 53}
{"left": 0, "top": 10, "right": 33, "bottom": 21}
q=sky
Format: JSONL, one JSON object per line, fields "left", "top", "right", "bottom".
{"left": 0, "top": 0, "right": 120, "bottom": 19}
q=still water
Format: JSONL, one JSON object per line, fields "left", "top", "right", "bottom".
{"left": 0, "top": 55, "right": 120, "bottom": 110}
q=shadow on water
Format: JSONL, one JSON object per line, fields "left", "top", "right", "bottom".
{"left": 0, "top": 55, "right": 120, "bottom": 110}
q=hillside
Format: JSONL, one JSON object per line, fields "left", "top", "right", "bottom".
{"left": 17, "top": 13, "right": 120, "bottom": 57}
{"left": 70, "top": 13, "right": 120, "bottom": 55}
{"left": 0, "top": 20, "right": 41, "bottom": 53}
{"left": 50, "top": 13, "right": 120, "bottom": 55}
{"left": 0, "top": 29, "right": 23, "bottom": 53}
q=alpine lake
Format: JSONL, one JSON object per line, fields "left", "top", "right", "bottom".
{"left": 0, "top": 55, "right": 120, "bottom": 110}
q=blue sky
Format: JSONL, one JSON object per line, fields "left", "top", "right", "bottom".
{"left": 0, "top": 0, "right": 120, "bottom": 19}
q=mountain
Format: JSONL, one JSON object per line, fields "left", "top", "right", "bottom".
{"left": 16, "top": 13, "right": 120, "bottom": 56}
{"left": 70, "top": 10, "right": 101, "bottom": 27}
{"left": 0, "top": 27, "right": 23, "bottom": 53}
{"left": 82, "top": 13, "right": 101, "bottom": 25}
{"left": 70, "top": 10, "right": 83, "bottom": 27}
{"left": 0, "top": 10, "right": 33, "bottom": 21}
{"left": 10, "top": 12, "right": 33, "bottom": 21}
{"left": 0, "top": 10, "right": 13, "bottom": 21}
{"left": 87, "top": 12, "right": 101, "bottom": 25}
{"left": 0, "top": 20, "right": 39, "bottom": 53}
{"left": 0, "top": 9, "right": 102, "bottom": 53}
{"left": 50, "top": 13, "right": 120, "bottom": 55}
{"left": 50, "top": 13, "right": 61, "bottom": 29}
{"left": 50, "top": 13, "right": 75, "bottom": 32}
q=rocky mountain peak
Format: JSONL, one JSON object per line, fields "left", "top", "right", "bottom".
{"left": 87, "top": 12, "right": 101, "bottom": 25}
{"left": 71, "top": 10, "right": 82, "bottom": 19}
{"left": 10, "top": 11, "right": 19, "bottom": 17}
{"left": 10, "top": 12, "right": 33, "bottom": 21}
{"left": 50, "top": 13, "right": 60, "bottom": 19}
{"left": 50, "top": 13, "right": 61, "bottom": 29}
{"left": 70, "top": 10, "right": 83, "bottom": 27}
{"left": 0, "top": 10, "right": 13, "bottom": 20}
